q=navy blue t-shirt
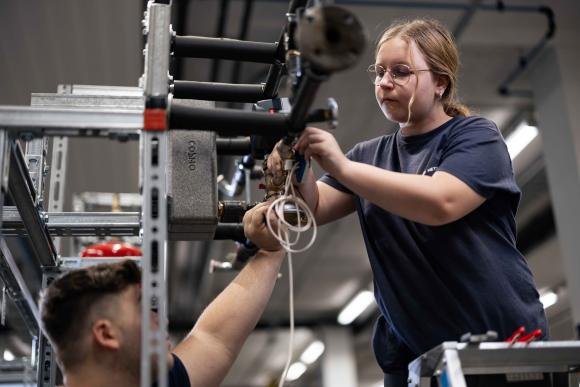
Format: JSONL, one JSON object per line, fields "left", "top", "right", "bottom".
{"left": 320, "top": 115, "right": 547, "bottom": 373}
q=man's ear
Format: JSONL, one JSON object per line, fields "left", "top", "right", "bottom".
{"left": 92, "top": 319, "right": 121, "bottom": 350}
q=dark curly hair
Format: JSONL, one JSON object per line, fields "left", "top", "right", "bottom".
{"left": 39, "top": 260, "right": 141, "bottom": 370}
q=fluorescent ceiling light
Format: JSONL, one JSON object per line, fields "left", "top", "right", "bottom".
{"left": 3, "top": 350, "right": 15, "bottom": 361}
{"left": 337, "top": 290, "right": 375, "bottom": 325}
{"left": 300, "top": 340, "right": 325, "bottom": 365}
{"left": 285, "top": 362, "right": 307, "bottom": 381}
{"left": 540, "top": 290, "right": 558, "bottom": 309}
{"left": 505, "top": 121, "right": 538, "bottom": 160}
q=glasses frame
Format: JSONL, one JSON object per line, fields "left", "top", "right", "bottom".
{"left": 367, "top": 63, "right": 431, "bottom": 86}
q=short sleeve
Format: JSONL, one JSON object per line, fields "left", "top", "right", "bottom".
{"left": 437, "top": 117, "right": 519, "bottom": 199}
{"left": 168, "top": 353, "right": 191, "bottom": 387}
{"left": 318, "top": 145, "right": 359, "bottom": 194}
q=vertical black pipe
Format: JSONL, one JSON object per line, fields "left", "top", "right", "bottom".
{"left": 210, "top": 0, "right": 230, "bottom": 82}
{"left": 231, "top": 0, "right": 255, "bottom": 85}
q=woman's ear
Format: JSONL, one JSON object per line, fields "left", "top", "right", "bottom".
{"left": 92, "top": 319, "right": 121, "bottom": 350}
{"left": 435, "top": 74, "right": 449, "bottom": 98}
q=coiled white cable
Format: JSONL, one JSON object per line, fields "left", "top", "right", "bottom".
{"left": 266, "top": 164, "right": 317, "bottom": 253}
{"left": 265, "top": 163, "right": 317, "bottom": 387}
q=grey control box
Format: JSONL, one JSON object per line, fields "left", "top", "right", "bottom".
{"left": 167, "top": 99, "right": 218, "bottom": 240}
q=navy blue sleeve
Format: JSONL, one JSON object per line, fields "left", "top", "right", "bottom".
{"left": 168, "top": 353, "right": 191, "bottom": 387}
{"left": 318, "top": 145, "right": 358, "bottom": 194}
{"left": 437, "top": 117, "right": 519, "bottom": 199}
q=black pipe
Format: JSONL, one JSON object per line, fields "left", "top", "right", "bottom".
{"left": 259, "top": 0, "right": 308, "bottom": 99}
{"left": 171, "top": 0, "right": 192, "bottom": 81}
{"left": 172, "top": 81, "right": 265, "bottom": 102}
{"left": 213, "top": 223, "right": 246, "bottom": 242}
{"left": 216, "top": 137, "right": 252, "bottom": 155}
{"left": 288, "top": 70, "right": 328, "bottom": 135}
{"left": 211, "top": 0, "right": 230, "bottom": 82}
{"left": 170, "top": 102, "right": 288, "bottom": 137}
{"left": 498, "top": 5, "right": 555, "bottom": 96}
{"left": 173, "top": 36, "right": 280, "bottom": 63}
{"left": 231, "top": 0, "right": 255, "bottom": 85}
{"left": 219, "top": 200, "right": 252, "bottom": 223}
{"left": 262, "top": 60, "right": 284, "bottom": 99}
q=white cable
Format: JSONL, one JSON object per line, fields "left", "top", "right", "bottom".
{"left": 267, "top": 163, "right": 317, "bottom": 387}
{"left": 266, "top": 164, "right": 317, "bottom": 253}
{"left": 277, "top": 247, "right": 294, "bottom": 387}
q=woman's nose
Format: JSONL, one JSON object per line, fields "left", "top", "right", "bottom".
{"left": 378, "top": 72, "right": 394, "bottom": 88}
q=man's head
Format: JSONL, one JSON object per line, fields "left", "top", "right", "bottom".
{"left": 39, "top": 260, "right": 143, "bottom": 374}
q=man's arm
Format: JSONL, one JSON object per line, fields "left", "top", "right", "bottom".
{"left": 173, "top": 203, "right": 284, "bottom": 387}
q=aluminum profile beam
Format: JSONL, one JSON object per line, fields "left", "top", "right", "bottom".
{"left": 0, "top": 106, "right": 143, "bottom": 138}
{"left": 1, "top": 208, "right": 140, "bottom": 237}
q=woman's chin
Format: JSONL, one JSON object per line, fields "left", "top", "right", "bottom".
{"left": 380, "top": 107, "right": 405, "bottom": 124}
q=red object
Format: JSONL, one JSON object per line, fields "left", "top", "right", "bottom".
{"left": 80, "top": 241, "right": 142, "bottom": 258}
{"left": 505, "top": 326, "right": 526, "bottom": 344}
{"left": 519, "top": 329, "right": 543, "bottom": 343}
{"left": 144, "top": 108, "right": 166, "bottom": 131}
{"left": 505, "top": 326, "right": 542, "bottom": 345}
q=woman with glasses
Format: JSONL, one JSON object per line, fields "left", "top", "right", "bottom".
{"left": 268, "top": 18, "right": 546, "bottom": 386}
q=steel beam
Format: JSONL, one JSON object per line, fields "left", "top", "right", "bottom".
{"left": 8, "top": 145, "right": 57, "bottom": 267}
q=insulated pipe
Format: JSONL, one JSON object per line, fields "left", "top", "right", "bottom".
{"left": 262, "top": 61, "right": 284, "bottom": 99}
{"left": 214, "top": 223, "right": 246, "bottom": 242}
{"left": 288, "top": 71, "right": 327, "bottom": 136}
{"left": 169, "top": 102, "right": 288, "bottom": 137}
{"left": 230, "top": 0, "right": 256, "bottom": 85}
{"left": 171, "top": 81, "right": 265, "bottom": 103}
{"left": 216, "top": 137, "right": 252, "bottom": 155}
{"left": 259, "top": 0, "right": 308, "bottom": 98}
{"left": 211, "top": 0, "right": 231, "bottom": 82}
{"left": 173, "top": 36, "right": 280, "bottom": 63}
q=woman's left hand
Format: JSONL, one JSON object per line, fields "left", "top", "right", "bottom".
{"left": 294, "top": 127, "right": 350, "bottom": 178}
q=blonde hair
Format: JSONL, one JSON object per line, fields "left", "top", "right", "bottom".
{"left": 376, "top": 18, "right": 470, "bottom": 118}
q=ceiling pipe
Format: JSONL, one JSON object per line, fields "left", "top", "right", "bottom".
{"left": 452, "top": 0, "right": 483, "bottom": 40}
{"left": 497, "top": 5, "right": 555, "bottom": 97}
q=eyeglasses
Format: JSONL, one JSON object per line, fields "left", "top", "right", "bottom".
{"left": 367, "top": 63, "right": 431, "bottom": 86}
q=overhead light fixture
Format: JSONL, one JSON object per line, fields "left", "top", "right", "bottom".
{"left": 540, "top": 290, "right": 558, "bottom": 309}
{"left": 3, "top": 349, "right": 15, "bottom": 361}
{"left": 337, "top": 290, "right": 375, "bottom": 325}
{"left": 300, "top": 340, "right": 325, "bottom": 365}
{"left": 285, "top": 362, "right": 307, "bottom": 381}
{"left": 505, "top": 121, "right": 539, "bottom": 160}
